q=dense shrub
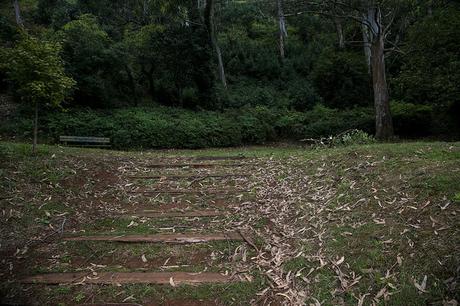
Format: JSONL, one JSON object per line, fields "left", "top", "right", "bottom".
{"left": 331, "top": 130, "right": 376, "bottom": 147}
{"left": 2, "top": 102, "right": 453, "bottom": 149}
{"left": 311, "top": 50, "right": 372, "bottom": 109}
{"left": 391, "top": 101, "right": 433, "bottom": 137}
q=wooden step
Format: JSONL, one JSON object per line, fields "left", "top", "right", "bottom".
{"left": 129, "top": 189, "right": 247, "bottom": 195}
{"left": 193, "top": 156, "right": 246, "bottom": 161}
{"left": 145, "top": 163, "right": 244, "bottom": 169}
{"left": 64, "top": 233, "right": 243, "bottom": 243}
{"left": 125, "top": 210, "right": 224, "bottom": 218}
{"left": 127, "top": 174, "right": 249, "bottom": 179}
{"left": 79, "top": 304, "right": 141, "bottom": 306}
{"left": 22, "top": 271, "right": 237, "bottom": 285}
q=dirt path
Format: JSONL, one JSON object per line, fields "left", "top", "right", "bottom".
{"left": 16, "top": 156, "right": 257, "bottom": 305}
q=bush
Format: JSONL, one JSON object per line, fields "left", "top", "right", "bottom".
{"left": 3, "top": 101, "right": 451, "bottom": 149}
{"left": 311, "top": 49, "right": 372, "bottom": 109}
{"left": 391, "top": 101, "right": 433, "bottom": 137}
{"left": 331, "top": 129, "right": 376, "bottom": 146}
{"left": 2, "top": 105, "right": 375, "bottom": 149}
{"left": 301, "top": 105, "right": 374, "bottom": 138}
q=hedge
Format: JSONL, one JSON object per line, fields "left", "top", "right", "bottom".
{"left": 2, "top": 102, "right": 451, "bottom": 149}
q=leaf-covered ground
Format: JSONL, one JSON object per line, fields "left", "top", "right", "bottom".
{"left": 0, "top": 141, "right": 459, "bottom": 305}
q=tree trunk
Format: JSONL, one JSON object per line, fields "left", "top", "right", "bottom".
{"left": 334, "top": 17, "right": 344, "bottom": 49}
{"left": 362, "top": 14, "right": 371, "bottom": 74}
{"left": 32, "top": 101, "right": 38, "bottom": 154}
{"left": 277, "top": 0, "right": 287, "bottom": 61}
{"left": 204, "top": 0, "right": 227, "bottom": 89}
{"left": 125, "top": 65, "right": 138, "bottom": 107}
{"left": 13, "top": 0, "right": 24, "bottom": 27}
{"left": 371, "top": 32, "right": 393, "bottom": 140}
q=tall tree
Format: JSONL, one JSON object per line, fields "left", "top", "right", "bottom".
{"left": 204, "top": 0, "right": 227, "bottom": 89}
{"left": 12, "top": 0, "right": 23, "bottom": 27}
{"left": 302, "top": 0, "right": 402, "bottom": 139}
{"left": 277, "top": 0, "right": 288, "bottom": 61}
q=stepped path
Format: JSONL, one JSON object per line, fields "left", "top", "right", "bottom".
{"left": 17, "top": 156, "right": 260, "bottom": 305}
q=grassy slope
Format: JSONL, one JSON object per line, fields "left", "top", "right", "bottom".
{"left": 0, "top": 141, "right": 459, "bottom": 305}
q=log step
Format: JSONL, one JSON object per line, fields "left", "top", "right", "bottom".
{"left": 129, "top": 189, "right": 247, "bottom": 195}
{"left": 127, "top": 174, "right": 249, "bottom": 179}
{"left": 22, "top": 271, "right": 237, "bottom": 285}
{"left": 79, "top": 304, "right": 141, "bottom": 306}
{"left": 193, "top": 156, "right": 246, "bottom": 161}
{"left": 145, "top": 163, "right": 244, "bottom": 169}
{"left": 64, "top": 233, "right": 243, "bottom": 243}
{"left": 126, "top": 210, "right": 224, "bottom": 218}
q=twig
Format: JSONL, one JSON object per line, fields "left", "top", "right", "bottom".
{"left": 238, "top": 229, "right": 260, "bottom": 253}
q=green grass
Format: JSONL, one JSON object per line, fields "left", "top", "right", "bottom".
{"left": 1, "top": 140, "right": 459, "bottom": 305}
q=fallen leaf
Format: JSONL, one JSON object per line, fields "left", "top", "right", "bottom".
{"left": 414, "top": 275, "right": 428, "bottom": 293}
{"left": 334, "top": 256, "right": 345, "bottom": 266}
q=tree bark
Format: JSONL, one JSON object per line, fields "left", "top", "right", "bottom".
{"left": 204, "top": 0, "right": 227, "bottom": 89}
{"left": 277, "top": 0, "right": 287, "bottom": 61}
{"left": 125, "top": 65, "right": 138, "bottom": 107}
{"left": 368, "top": 7, "right": 393, "bottom": 140}
{"left": 334, "top": 17, "right": 344, "bottom": 49}
{"left": 13, "top": 0, "right": 24, "bottom": 27}
{"left": 362, "top": 14, "right": 371, "bottom": 74}
{"left": 32, "top": 101, "right": 38, "bottom": 154}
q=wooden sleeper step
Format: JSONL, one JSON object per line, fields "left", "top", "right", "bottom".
{"left": 22, "top": 271, "right": 238, "bottom": 285}
{"left": 64, "top": 233, "right": 243, "bottom": 243}
{"left": 125, "top": 210, "right": 224, "bottom": 218}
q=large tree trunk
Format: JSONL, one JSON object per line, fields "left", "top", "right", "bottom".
{"left": 204, "top": 0, "right": 227, "bottom": 89}
{"left": 13, "top": 0, "right": 24, "bottom": 27}
{"left": 32, "top": 101, "right": 38, "bottom": 154}
{"left": 277, "top": 0, "right": 287, "bottom": 61}
{"left": 363, "top": 5, "right": 394, "bottom": 140}
{"left": 369, "top": 8, "right": 393, "bottom": 140}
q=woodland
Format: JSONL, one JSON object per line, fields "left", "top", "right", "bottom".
{"left": 0, "top": 1, "right": 459, "bottom": 148}
{"left": 0, "top": 2, "right": 460, "bottom": 305}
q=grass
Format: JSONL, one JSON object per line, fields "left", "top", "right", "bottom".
{"left": 1, "top": 140, "right": 459, "bottom": 305}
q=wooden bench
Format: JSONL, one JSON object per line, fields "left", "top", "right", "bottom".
{"left": 59, "top": 136, "right": 111, "bottom": 148}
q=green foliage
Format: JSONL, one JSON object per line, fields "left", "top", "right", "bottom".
{"left": 391, "top": 101, "right": 433, "bottom": 137}
{"left": 42, "top": 107, "right": 273, "bottom": 149}
{"left": 311, "top": 49, "right": 371, "bottom": 109}
{"left": 0, "top": 32, "right": 75, "bottom": 107}
{"left": 299, "top": 105, "right": 375, "bottom": 139}
{"left": 0, "top": 1, "right": 459, "bottom": 143}
{"left": 331, "top": 129, "right": 376, "bottom": 146}
{"left": 395, "top": 7, "right": 460, "bottom": 108}
{"left": 56, "top": 14, "right": 114, "bottom": 106}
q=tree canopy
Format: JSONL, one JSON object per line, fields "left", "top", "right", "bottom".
{"left": 0, "top": 0, "right": 459, "bottom": 144}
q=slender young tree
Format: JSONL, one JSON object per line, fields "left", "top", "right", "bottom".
{"left": 277, "top": 0, "right": 288, "bottom": 61}
{"left": 13, "top": 0, "right": 24, "bottom": 27}
{"left": 0, "top": 34, "right": 75, "bottom": 154}
{"left": 204, "top": 0, "right": 227, "bottom": 89}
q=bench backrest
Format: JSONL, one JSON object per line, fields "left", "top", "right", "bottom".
{"left": 59, "top": 136, "right": 110, "bottom": 144}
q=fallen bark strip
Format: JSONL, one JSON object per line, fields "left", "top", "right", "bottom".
{"left": 124, "top": 210, "right": 224, "bottom": 218}
{"left": 126, "top": 174, "right": 250, "bottom": 179}
{"left": 22, "top": 271, "right": 237, "bottom": 285}
{"left": 64, "top": 232, "right": 243, "bottom": 243}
